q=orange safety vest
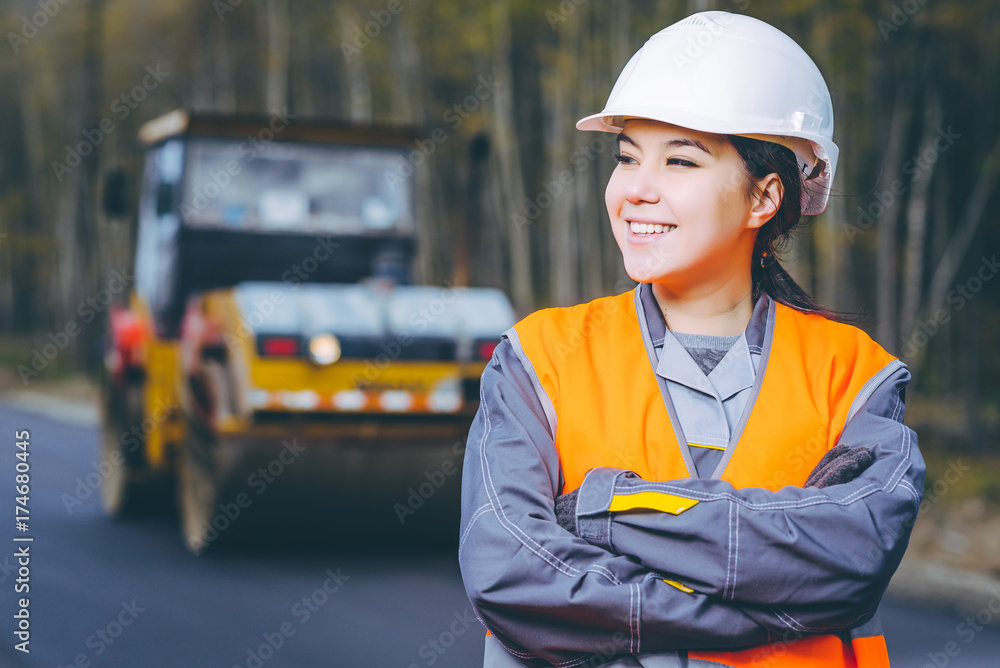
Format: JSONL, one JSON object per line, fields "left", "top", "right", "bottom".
{"left": 512, "top": 289, "right": 895, "bottom": 668}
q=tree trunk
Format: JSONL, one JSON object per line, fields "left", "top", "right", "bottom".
{"left": 815, "top": 183, "right": 845, "bottom": 310}
{"left": 589, "top": 1, "right": 624, "bottom": 299}
{"left": 874, "top": 79, "right": 913, "bottom": 351}
{"left": 907, "top": 130, "right": 1000, "bottom": 373}
{"left": 214, "top": 7, "right": 236, "bottom": 112}
{"left": 810, "top": 12, "right": 845, "bottom": 312}
{"left": 456, "top": 134, "right": 490, "bottom": 287}
{"left": 609, "top": 0, "right": 632, "bottom": 80}
{"left": 964, "top": 296, "right": 981, "bottom": 449}
{"left": 485, "top": 148, "right": 510, "bottom": 292}
{"left": 899, "top": 94, "right": 942, "bottom": 339}
{"left": 289, "top": 3, "right": 322, "bottom": 118}
{"left": 264, "top": 0, "right": 290, "bottom": 113}
{"left": 16, "top": 67, "right": 51, "bottom": 333}
{"left": 490, "top": 0, "right": 533, "bottom": 311}
{"left": 930, "top": 171, "right": 951, "bottom": 392}
{"left": 71, "top": 0, "right": 105, "bottom": 369}
{"left": 191, "top": 2, "right": 220, "bottom": 112}
{"left": 338, "top": 5, "right": 373, "bottom": 123}
{"left": 389, "top": 14, "right": 423, "bottom": 125}
{"left": 545, "top": 24, "right": 578, "bottom": 306}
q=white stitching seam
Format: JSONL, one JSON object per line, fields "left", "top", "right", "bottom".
{"left": 773, "top": 596, "right": 879, "bottom": 634}
{"left": 585, "top": 565, "right": 622, "bottom": 585}
{"left": 635, "top": 583, "right": 642, "bottom": 653}
{"left": 898, "top": 479, "right": 920, "bottom": 502}
{"left": 480, "top": 393, "right": 581, "bottom": 578}
{"left": 602, "top": 402, "right": 914, "bottom": 512}
{"left": 576, "top": 467, "right": 615, "bottom": 515}
{"left": 474, "top": 384, "right": 543, "bottom": 664}
{"left": 606, "top": 469, "right": 618, "bottom": 510}
{"left": 628, "top": 582, "right": 635, "bottom": 653}
{"left": 771, "top": 607, "right": 806, "bottom": 631}
{"left": 505, "top": 328, "right": 559, "bottom": 439}
{"left": 488, "top": 634, "right": 535, "bottom": 660}
{"left": 477, "top": 351, "right": 656, "bottom": 666}
{"left": 605, "top": 482, "right": 883, "bottom": 510}
{"left": 551, "top": 653, "right": 595, "bottom": 668}
{"left": 459, "top": 504, "right": 492, "bottom": 556}
{"left": 884, "top": 394, "right": 911, "bottom": 492}
{"left": 773, "top": 607, "right": 832, "bottom": 633}
{"left": 732, "top": 502, "right": 740, "bottom": 599}
{"left": 845, "top": 360, "right": 906, "bottom": 425}
{"left": 722, "top": 502, "right": 736, "bottom": 598}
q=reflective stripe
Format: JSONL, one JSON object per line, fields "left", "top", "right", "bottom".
{"left": 503, "top": 327, "right": 558, "bottom": 439}
{"left": 846, "top": 359, "right": 906, "bottom": 424}
{"left": 609, "top": 492, "right": 700, "bottom": 515}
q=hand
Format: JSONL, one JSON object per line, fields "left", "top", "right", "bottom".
{"left": 554, "top": 488, "right": 579, "bottom": 535}
{"left": 804, "top": 443, "right": 874, "bottom": 488}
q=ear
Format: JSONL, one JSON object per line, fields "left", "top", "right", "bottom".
{"left": 747, "top": 173, "right": 784, "bottom": 230}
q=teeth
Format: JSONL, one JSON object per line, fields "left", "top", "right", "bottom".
{"left": 629, "top": 222, "right": 675, "bottom": 235}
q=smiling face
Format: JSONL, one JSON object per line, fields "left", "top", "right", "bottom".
{"left": 605, "top": 120, "right": 778, "bottom": 296}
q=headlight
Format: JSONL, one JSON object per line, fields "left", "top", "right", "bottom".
{"left": 307, "top": 333, "right": 342, "bottom": 366}
{"left": 380, "top": 390, "right": 413, "bottom": 412}
{"left": 332, "top": 390, "right": 367, "bottom": 411}
{"left": 282, "top": 390, "right": 320, "bottom": 410}
{"left": 429, "top": 379, "right": 463, "bottom": 413}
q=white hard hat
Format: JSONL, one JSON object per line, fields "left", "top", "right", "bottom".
{"left": 577, "top": 11, "right": 839, "bottom": 215}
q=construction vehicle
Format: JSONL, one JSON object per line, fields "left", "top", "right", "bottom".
{"left": 100, "top": 110, "right": 515, "bottom": 552}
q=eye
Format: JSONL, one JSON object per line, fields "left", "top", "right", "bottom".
{"left": 667, "top": 157, "right": 698, "bottom": 167}
{"left": 613, "top": 150, "right": 637, "bottom": 166}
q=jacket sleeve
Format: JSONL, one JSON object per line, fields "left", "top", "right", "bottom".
{"left": 459, "top": 338, "right": 787, "bottom": 666}
{"left": 572, "top": 365, "right": 925, "bottom": 633}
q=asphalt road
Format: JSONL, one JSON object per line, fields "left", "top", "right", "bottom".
{"left": 2, "top": 401, "right": 1000, "bottom": 668}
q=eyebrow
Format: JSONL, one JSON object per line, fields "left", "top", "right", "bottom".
{"left": 617, "top": 132, "right": 713, "bottom": 156}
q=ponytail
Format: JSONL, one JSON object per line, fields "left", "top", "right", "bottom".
{"left": 753, "top": 259, "right": 827, "bottom": 315}
{"left": 727, "top": 135, "right": 832, "bottom": 317}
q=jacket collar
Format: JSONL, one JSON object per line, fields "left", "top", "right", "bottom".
{"left": 637, "top": 282, "right": 769, "bottom": 351}
{"left": 637, "top": 283, "right": 769, "bottom": 398}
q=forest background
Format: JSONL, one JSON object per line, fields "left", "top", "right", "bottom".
{"left": 0, "top": 0, "right": 999, "bottom": 464}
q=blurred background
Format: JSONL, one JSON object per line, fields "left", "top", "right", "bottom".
{"left": 1, "top": 0, "right": 1000, "bottom": 666}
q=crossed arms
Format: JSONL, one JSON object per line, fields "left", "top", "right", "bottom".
{"left": 458, "top": 339, "right": 924, "bottom": 666}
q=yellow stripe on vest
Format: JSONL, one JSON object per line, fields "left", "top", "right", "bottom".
{"left": 608, "top": 492, "right": 699, "bottom": 515}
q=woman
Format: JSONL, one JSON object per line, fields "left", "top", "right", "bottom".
{"left": 459, "top": 11, "right": 923, "bottom": 668}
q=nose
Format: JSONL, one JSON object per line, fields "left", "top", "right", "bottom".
{"left": 623, "top": 164, "right": 660, "bottom": 204}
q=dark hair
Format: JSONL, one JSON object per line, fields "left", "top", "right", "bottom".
{"left": 726, "top": 135, "right": 830, "bottom": 316}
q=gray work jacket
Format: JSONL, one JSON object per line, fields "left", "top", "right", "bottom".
{"left": 459, "top": 286, "right": 925, "bottom": 667}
